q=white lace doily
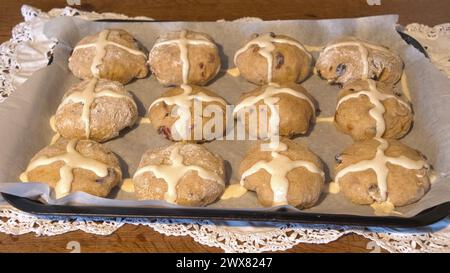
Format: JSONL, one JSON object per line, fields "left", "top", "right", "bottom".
{"left": 1, "top": 5, "right": 449, "bottom": 253}
{"left": 404, "top": 23, "right": 450, "bottom": 76}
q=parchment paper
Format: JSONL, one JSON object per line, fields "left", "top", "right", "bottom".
{"left": 0, "top": 15, "right": 449, "bottom": 217}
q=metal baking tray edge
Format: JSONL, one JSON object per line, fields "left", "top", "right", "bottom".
{"left": 3, "top": 193, "right": 450, "bottom": 227}
{"left": 2, "top": 20, "right": 445, "bottom": 227}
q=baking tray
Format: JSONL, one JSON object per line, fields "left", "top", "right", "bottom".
{"left": 3, "top": 193, "right": 450, "bottom": 227}
{"left": 3, "top": 24, "right": 448, "bottom": 227}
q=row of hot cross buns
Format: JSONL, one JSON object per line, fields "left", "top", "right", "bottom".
{"left": 19, "top": 28, "right": 432, "bottom": 214}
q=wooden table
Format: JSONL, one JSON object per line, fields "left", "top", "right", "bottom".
{"left": 0, "top": 0, "right": 448, "bottom": 253}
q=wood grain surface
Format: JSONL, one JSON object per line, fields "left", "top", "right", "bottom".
{"left": 0, "top": 224, "right": 383, "bottom": 253}
{"left": 2, "top": 0, "right": 450, "bottom": 43}
{"left": 0, "top": 0, "right": 447, "bottom": 253}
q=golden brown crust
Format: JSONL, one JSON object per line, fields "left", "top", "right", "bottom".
{"left": 334, "top": 139, "right": 431, "bottom": 207}
{"left": 334, "top": 80, "right": 413, "bottom": 140}
{"left": 149, "top": 30, "right": 221, "bottom": 86}
{"left": 239, "top": 139, "right": 324, "bottom": 208}
{"left": 26, "top": 138, "right": 122, "bottom": 198}
{"left": 133, "top": 143, "right": 225, "bottom": 206}
{"left": 68, "top": 29, "right": 149, "bottom": 84}
{"left": 315, "top": 37, "right": 403, "bottom": 85}
{"left": 236, "top": 83, "right": 316, "bottom": 138}
{"left": 235, "top": 34, "right": 312, "bottom": 85}
{"left": 148, "top": 85, "right": 227, "bottom": 142}
{"left": 55, "top": 79, "right": 138, "bottom": 143}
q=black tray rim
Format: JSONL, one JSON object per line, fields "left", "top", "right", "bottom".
{"left": 3, "top": 193, "right": 450, "bottom": 228}
{"left": 2, "top": 19, "right": 440, "bottom": 228}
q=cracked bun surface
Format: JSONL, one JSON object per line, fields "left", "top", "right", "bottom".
{"left": 234, "top": 83, "right": 316, "bottom": 138}
{"left": 316, "top": 37, "right": 403, "bottom": 85}
{"left": 334, "top": 139, "right": 431, "bottom": 207}
{"left": 20, "top": 138, "right": 122, "bottom": 199}
{"left": 239, "top": 139, "right": 324, "bottom": 208}
{"left": 54, "top": 78, "right": 138, "bottom": 143}
{"left": 69, "top": 29, "right": 149, "bottom": 84}
{"left": 234, "top": 33, "right": 312, "bottom": 85}
{"left": 334, "top": 79, "right": 413, "bottom": 141}
{"left": 133, "top": 142, "right": 225, "bottom": 206}
{"left": 148, "top": 84, "right": 227, "bottom": 142}
{"left": 149, "top": 30, "right": 221, "bottom": 86}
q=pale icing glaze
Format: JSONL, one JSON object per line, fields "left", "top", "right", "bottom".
{"left": 50, "top": 133, "right": 61, "bottom": 145}
{"left": 20, "top": 139, "right": 111, "bottom": 199}
{"left": 304, "top": 45, "right": 324, "bottom": 52}
{"left": 226, "top": 67, "right": 240, "bottom": 77}
{"left": 312, "top": 67, "right": 318, "bottom": 75}
{"left": 133, "top": 145, "right": 224, "bottom": 204}
{"left": 49, "top": 115, "right": 57, "bottom": 132}
{"left": 334, "top": 138, "right": 429, "bottom": 202}
{"left": 120, "top": 178, "right": 135, "bottom": 193}
{"left": 58, "top": 78, "right": 136, "bottom": 138}
{"left": 328, "top": 181, "right": 340, "bottom": 194}
{"left": 240, "top": 142, "right": 324, "bottom": 206}
{"left": 316, "top": 116, "right": 335, "bottom": 123}
{"left": 137, "top": 116, "right": 151, "bottom": 125}
{"left": 72, "top": 29, "right": 146, "bottom": 77}
{"left": 233, "top": 83, "right": 315, "bottom": 137}
{"left": 148, "top": 84, "right": 226, "bottom": 140}
{"left": 371, "top": 201, "right": 402, "bottom": 216}
{"left": 234, "top": 33, "right": 312, "bottom": 83}
{"left": 47, "top": 116, "right": 60, "bottom": 145}
{"left": 221, "top": 184, "right": 248, "bottom": 200}
{"left": 401, "top": 71, "right": 412, "bottom": 101}
{"left": 323, "top": 39, "right": 392, "bottom": 79}
{"left": 429, "top": 171, "right": 438, "bottom": 184}
{"left": 336, "top": 79, "right": 411, "bottom": 138}
{"left": 151, "top": 30, "right": 216, "bottom": 84}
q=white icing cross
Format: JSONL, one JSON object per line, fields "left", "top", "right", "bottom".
{"left": 58, "top": 78, "right": 137, "bottom": 138}
{"left": 148, "top": 84, "right": 226, "bottom": 140}
{"left": 72, "top": 29, "right": 147, "bottom": 77}
{"left": 133, "top": 145, "right": 224, "bottom": 203}
{"left": 334, "top": 138, "right": 429, "bottom": 202}
{"left": 240, "top": 142, "right": 324, "bottom": 206}
{"left": 322, "top": 39, "right": 392, "bottom": 79}
{"left": 234, "top": 33, "right": 312, "bottom": 83}
{"left": 20, "top": 139, "right": 111, "bottom": 199}
{"left": 233, "top": 83, "right": 315, "bottom": 137}
{"left": 151, "top": 30, "right": 216, "bottom": 84}
{"left": 336, "top": 79, "right": 411, "bottom": 138}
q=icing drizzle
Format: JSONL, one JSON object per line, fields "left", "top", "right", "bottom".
{"left": 221, "top": 184, "right": 248, "bottom": 200}
{"left": 148, "top": 84, "right": 226, "bottom": 140}
{"left": 336, "top": 79, "right": 411, "bottom": 138}
{"left": 234, "top": 33, "right": 312, "bottom": 83}
{"left": 322, "top": 39, "right": 392, "bottom": 79}
{"left": 316, "top": 116, "right": 335, "bottom": 123}
{"left": 233, "top": 83, "right": 315, "bottom": 136}
{"left": 401, "top": 71, "right": 412, "bottom": 101}
{"left": 334, "top": 138, "right": 429, "bottom": 202}
{"left": 58, "top": 78, "right": 136, "bottom": 138}
{"left": 151, "top": 30, "right": 216, "bottom": 84}
{"left": 72, "top": 29, "right": 147, "bottom": 77}
{"left": 20, "top": 139, "right": 111, "bottom": 199}
{"left": 240, "top": 142, "right": 324, "bottom": 206}
{"left": 133, "top": 145, "right": 224, "bottom": 203}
